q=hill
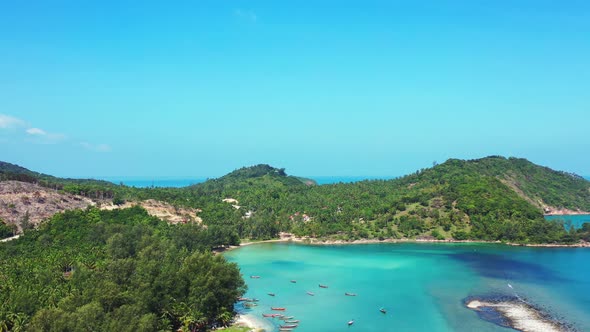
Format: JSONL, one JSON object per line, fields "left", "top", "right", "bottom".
{"left": 1, "top": 157, "right": 589, "bottom": 244}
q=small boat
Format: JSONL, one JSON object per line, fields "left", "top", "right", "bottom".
{"left": 345, "top": 292, "right": 357, "bottom": 296}
{"left": 306, "top": 291, "right": 315, "bottom": 296}
{"left": 272, "top": 314, "right": 284, "bottom": 318}
{"left": 268, "top": 293, "right": 276, "bottom": 296}
{"left": 280, "top": 316, "right": 294, "bottom": 320}
{"left": 251, "top": 298, "right": 259, "bottom": 302}
{"left": 290, "top": 280, "right": 297, "bottom": 283}
{"left": 280, "top": 324, "right": 298, "bottom": 328}
{"left": 244, "top": 302, "right": 258, "bottom": 308}
{"left": 271, "top": 307, "right": 286, "bottom": 311}
{"left": 285, "top": 320, "right": 300, "bottom": 323}
{"left": 380, "top": 308, "right": 387, "bottom": 314}
{"left": 348, "top": 319, "right": 355, "bottom": 326}
{"left": 237, "top": 297, "right": 249, "bottom": 301}
{"left": 319, "top": 284, "right": 328, "bottom": 288}
{"left": 279, "top": 329, "right": 294, "bottom": 332}
{"left": 262, "top": 314, "right": 274, "bottom": 317}
{"left": 250, "top": 275, "right": 261, "bottom": 279}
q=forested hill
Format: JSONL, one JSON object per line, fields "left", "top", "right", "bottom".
{"left": 0, "top": 161, "right": 115, "bottom": 189}
{"left": 1, "top": 157, "right": 590, "bottom": 244}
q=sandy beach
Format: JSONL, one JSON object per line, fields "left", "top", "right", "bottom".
{"left": 218, "top": 233, "right": 590, "bottom": 253}
{"left": 466, "top": 300, "right": 566, "bottom": 332}
{"left": 233, "top": 313, "right": 272, "bottom": 332}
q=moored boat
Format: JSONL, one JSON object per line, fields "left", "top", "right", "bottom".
{"left": 285, "top": 320, "right": 300, "bottom": 323}
{"left": 348, "top": 319, "right": 355, "bottom": 326}
{"left": 319, "top": 284, "right": 328, "bottom": 288}
{"left": 280, "top": 316, "right": 294, "bottom": 320}
{"left": 280, "top": 324, "right": 298, "bottom": 328}
{"left": 271, "top": 307, "right": 286, "bottom": 311}
{"left": 290, "top": 280, "right": 297, "bottom": 283}
{"left": 345, "top": 292, "right": 357, "bottom": 296}
{"left": 262, "top": 314, "right": 274, "bottom": 317}
{"left": 268, "top": 292, "right": 276, "bottom": 296}
{"left": 306, "top": 291, "right": 315, "bottom": 296}
{"left": 250, "top": 275, "right": 261, "bottom": 279}
{"left": 380, "top": 307, "right": 387, "bottom": 314}
{"left": 279, "top": 329, "right": 294, "bottom": 331}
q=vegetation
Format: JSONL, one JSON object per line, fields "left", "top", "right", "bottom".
{"left": 1, "top": 156, "right": 589, "bottom": 331}
{"left": 1, "top": 157, "right": 589, "bottom": 245}
{"left": 0, "top": 207, "right": 245, "bottom": 331}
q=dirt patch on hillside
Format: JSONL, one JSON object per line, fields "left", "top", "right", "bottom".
{"left": 0, "top": 181, "right": 95, "bottom": 231}
{"left": 100, "top": 199, "right": 202, "bottom": 224}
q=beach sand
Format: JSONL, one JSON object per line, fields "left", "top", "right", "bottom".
{"left": 233, "top": 313, "right": 273, "bottom": 332}
{"left": 467, "top": 300, "right": 566, "bottom": 332}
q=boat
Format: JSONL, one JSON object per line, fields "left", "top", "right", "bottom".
{"left": 262, "top": 314, "right": 274, "bottom": 317}
{"left": 280, "top": 324, "right": 298, "bottom": 328}
{"left": 271, "top": 307, "right": 286, "bottom": 311}
{"left": 272, "top": 314, "right": 284, "bottom": 318}
{"left": 251, "top": 298, "right": 259, "bottom": 302}
{"left": 285, "top": 320, "right": 300, "bottom": 323}
{"left": 319, "top": 284, "right": 328, "bottom": 288}
{"left": 268, "top": 293, "right": 276, "bottom": 296}
{"left": 380, "top": 307, "right": 387, "bottom": 314}
{"left": 306, "top": 291, "right": 315, "bottom": 296}
{"left": 280, "top": 316, "right": 294, "bottom": 320}
{"left": 244, "top": 302, "right": 257, "bottom": 308}
{"left": 250, "top": 275, "right": 261, "bottom": 279}
{"left": 279, "top": 329, "right": 294, "bottom": 332}
{"left": 348, "top": 319, "right": 355, "bottom": 326}
{"left": 237, "top": 297, "right": 249, "bottom": 301}
{"left": 345, "top": 292, "right": 357, "bottom": 296}
{"left": 290, "top": 280, "right": 297, "bottom": 283}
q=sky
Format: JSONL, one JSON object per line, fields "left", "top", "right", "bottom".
{"left": 0, "top": 0, "right": 589, "bottom": 178}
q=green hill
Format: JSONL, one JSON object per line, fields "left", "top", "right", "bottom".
{"left": 1, "top": 157, "right": 589, "bottom": 243}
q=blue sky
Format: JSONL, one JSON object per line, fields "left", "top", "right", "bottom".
{"left": 1, "top": 1, "right": 589, "bottom": 178}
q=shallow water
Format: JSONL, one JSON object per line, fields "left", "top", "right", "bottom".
{"left": 225, "top": 243, "right": 590, "bottom": 332}
{"left": 545, "top": 214, "right": 590, "bottom": 229}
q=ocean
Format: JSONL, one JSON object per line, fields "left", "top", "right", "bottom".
{"left": 99, "top": 175, "right": 588, "bottom": 188}
{"left": 100, "top": 176, "right": 398, "bottom": 188}
{"left": 225, "top": 242, "right": 590, "bottom": 332}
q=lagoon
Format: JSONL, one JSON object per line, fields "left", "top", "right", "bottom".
{"left": 225, "top": 243, "right": 590, "bottom": 332}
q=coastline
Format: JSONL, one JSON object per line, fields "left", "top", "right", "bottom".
{"left": 466, "top": 299, "right": 568, "bottom": 332}
{"left": 231, "top": 313, "right": 272, "bottom": 332}
{"left": 218, "top": 233, "right": 590, "bottom": 253}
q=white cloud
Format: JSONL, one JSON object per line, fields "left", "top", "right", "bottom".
{"left": 234, "top": 9, "right": 257, "bottom": 22}
{"left": 80, "top": 142, "right": 112, "bottom": 153}
{"left": 26, "top": 127, "right": 47, "bottom": 136}
{"left": 1, "top": 113, "right": 108, "bottom": 149}
{"left": 0, "top": 114, "right": 26, "bottom": 129}
{"left": 24, "top": 126, "right": 65, "bottom": 144}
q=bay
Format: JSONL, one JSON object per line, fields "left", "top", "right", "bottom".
{"left": 225, "top": 242, "right": 590, "bottom": 332}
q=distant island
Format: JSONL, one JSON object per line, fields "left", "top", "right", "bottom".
{"left": 1, "top": 156, "right": 590, "bottom": 331}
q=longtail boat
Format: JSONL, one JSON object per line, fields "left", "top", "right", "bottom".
{"left": 271, "top": 307, "right": 286, "bottom": 311}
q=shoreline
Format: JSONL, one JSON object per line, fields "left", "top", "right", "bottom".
{"left": 231, "top": 313, "right": 271, "bottom": 332}
{"left": 466, "top": 299, "right": 568, "bottom": 332}
{"left": 218, "top": 234, "right": 590, "bottom": 253}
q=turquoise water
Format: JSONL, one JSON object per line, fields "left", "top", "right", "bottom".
{"left": 225, "top": 243, "right": 590, "bottom": 332}
{"left": 545, "top": 214, "right": 590, "bottom": 229}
